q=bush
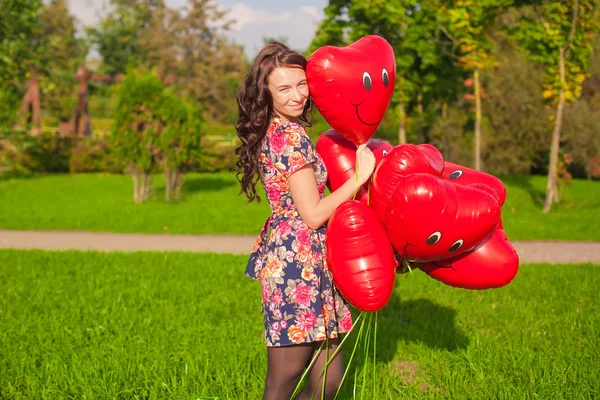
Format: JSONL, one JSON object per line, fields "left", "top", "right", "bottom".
{"left": 0, "top": 130, "right": 72, "bottom": 173}
{"left": 69, "top": 137, "right": 125, "bottom": 173}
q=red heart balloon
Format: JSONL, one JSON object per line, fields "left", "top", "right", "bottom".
{"left": 386, "top": 173, "right": 501, "bottom": 262}
{"left": 307, "top": 35, "right": 396, "bottom": 145}
{"left": 316, "top": 130, "right": 392, "bottom": 204}
{"left": 370, "top": 144, "right": 444, "bottom": 224}
{"left": 326, "top": 200, "right": 396, "bottom": 312}
{"left": 418, "top": 229, "right": 519, "bottom": 290}
{"left": 442, "top": 161, "right": 507, "bottom": 206}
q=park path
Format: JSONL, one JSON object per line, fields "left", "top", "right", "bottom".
{"left": 1, "top": 229, "right": 600, "bottom": 263}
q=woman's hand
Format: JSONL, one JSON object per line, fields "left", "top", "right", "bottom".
{"left": 355, "top": 143, "right": 376, "bottom": 187}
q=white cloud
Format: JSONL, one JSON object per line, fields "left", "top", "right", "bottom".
{"left": 300, "top": 6, "right": 323, "bottom": 23}
{"left": 65, "top": 0, "right": 324, "bottom": 60}
{"left": 67, "top": 0, "right": 109, "bottom": 28}
{"left": 226, "top": 2, "right": 324, "bottom": 59}
{"left": 227, "top": 3, "right": 292, "bottom": 31}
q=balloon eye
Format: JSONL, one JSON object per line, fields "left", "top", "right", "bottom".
{"left": 450, "top": 239, "right": 464, "bottom": 252}
{"left": 382, "top": 150, "right": 388, "bottom": 157}
{"left": 449, "top": 170, "right": 463, "bottom": 180}
{"left": 426, "top": 232, "right": 441, "bottom": 245}
{"left": 382, "top": 68, "right": 389, "bottom": 87}
{"left": 362, "top": 72, "right": 372, "bottom": 90}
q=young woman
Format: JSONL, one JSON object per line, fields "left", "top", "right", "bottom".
{"left": 235, "top": 42, "right": 376, "bottom": 400}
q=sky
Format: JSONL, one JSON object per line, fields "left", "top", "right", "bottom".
{"left": 66, "top": 0, "right": 328, "bottom": 60}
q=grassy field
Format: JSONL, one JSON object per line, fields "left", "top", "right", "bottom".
{"left": 0, "top": 172, "right": 598, "bottom": 240}
{"left": 1, "top": 250, "right": 598, "bottom": 399}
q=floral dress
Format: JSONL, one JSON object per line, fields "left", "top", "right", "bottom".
{"left": 245, "top": 116, "right": 353, "bottom": 347}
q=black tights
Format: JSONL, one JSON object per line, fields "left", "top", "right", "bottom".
{"left": 262, "top": 338, "right": 344, "bottom": 400}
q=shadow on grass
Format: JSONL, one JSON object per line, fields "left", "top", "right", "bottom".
{"left": 152, "top": 176, "right": 236, "bottom": 200}
{"left": 500, "top": 174, "right": 545, "bottom": 207}
{"left": 180, "top": 176, "right": 236, "bottom": 193}
{"left": 0, "top": 170, "right": 38, "bottom": 181}
{"left": 332, "top": 295, "right": 469, "bottom": 397}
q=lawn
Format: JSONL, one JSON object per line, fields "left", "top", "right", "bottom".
{"left": 0, "top": 172, "right": 598, "bottom": 240}
{"left": 0, "top": 250, "right": 598, "bottom": 399}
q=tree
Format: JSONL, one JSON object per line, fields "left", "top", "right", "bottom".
{"left": 139, "top": 0, "right": 246, "bottom": 123}
{"left": 437, "top": 0, "right": 513, "bottom": 170}
{"left": 157, "top": 95, "right": 203, "bottom": 201}
{"left": 511, "top": 0, "right": 600, "bottom": 212}
{"left": 112, "top": 70, "right": 203, "bottom": 202}
{"left": 0, "top": 0, "right": 44, "bottom": 126}
{"left": 39, "top": 0, "right": 86, "bottom": 121}
{"left": 86, "top": 0, "right": 159, "bottom": 75}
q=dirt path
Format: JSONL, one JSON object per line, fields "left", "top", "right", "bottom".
{"left": 1, "top": 229, "right": 599, "bottom": 264}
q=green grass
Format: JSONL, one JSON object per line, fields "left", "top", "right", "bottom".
{"left": 1, "top": 250, "right": 598, "bottom": 399}
{"left": 0, "top": 172, "right": 599, "bottom": 240}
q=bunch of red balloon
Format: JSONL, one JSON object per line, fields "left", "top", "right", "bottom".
{"left": 307, "top": 35, "right": 519, "bottom": 313}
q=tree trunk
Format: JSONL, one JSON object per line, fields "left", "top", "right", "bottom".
{"left": 174, "top": 172, "right": 184, "bottom": 200}
{"left": 474, "top": 68, "right": 482, "bottom": 171}
{"left": 143, "top": 173, "right": 152, "bottom": 201}
{"left": 543, "top": 47, "right": 567, "bottom": 214}
{"left": 74, "top": 67, "right": 91, "bottom": 137}
{"left": 442, "top": 102, "right": 451, "bottom": 161}
{"left": 417, "top": 89, "right": 424, "bottom": 144}
{"left": 133, "top": 173, "right": 140, "bottom": 203}
{"left": 398, "top": 102, "right": 407, "bottom": 145}
{"left": 165, "top": 166, "right": 173, "bottom": 201}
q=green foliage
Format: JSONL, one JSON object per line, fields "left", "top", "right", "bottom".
{"left": 38, "top": 0, "right": 86, "bottom": 121}
{"left": 0, "top": 0, "right": 44, "bottom": 125}
{"left": 510, "top": 0, "right": 600, "bottom": 105}
{"left": 157, "top": 95, "right": 203, "bottom": 174}
{"left": 0, "top": 0, "right": 43, "bottom": 90}
{"left": 111, "top": 69, "right": 204, "bottom": 183}
{"left": 85, "top": 1, "right": 150, "bottom": 75}
{"left": 69, "top": 137, "right": 125, "bottom": 174}
{"left": 111, "top": 71, "right": 166, "bottom": 173}
{"left": 0, "top": 131, "right": 72, "bottom": 173}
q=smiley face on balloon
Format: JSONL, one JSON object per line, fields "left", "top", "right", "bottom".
{"left": 307, "top": 35, "right": 396, "bottom": 145}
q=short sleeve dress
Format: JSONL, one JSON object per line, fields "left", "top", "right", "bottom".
{"left": 245, "top": 116, "right": 353, "bottom": 347}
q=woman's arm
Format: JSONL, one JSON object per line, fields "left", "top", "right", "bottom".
{"left": 288, "top": 144, "right": 375, "bottom": 230}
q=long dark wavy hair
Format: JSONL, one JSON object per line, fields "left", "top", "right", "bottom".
{"left": 235, "top": 42, "right": 312, "bottom": 203}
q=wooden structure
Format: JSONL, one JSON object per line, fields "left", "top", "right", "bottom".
{"left": 13, "top": 67, "right": 170, "bottom": 137}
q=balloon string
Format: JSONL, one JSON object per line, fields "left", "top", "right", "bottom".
{"left": 352, "top": 165, "right": 360, "bottom": 200}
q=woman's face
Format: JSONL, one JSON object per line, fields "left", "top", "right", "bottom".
{"left": 267, "top": 66, "right": 309, "bottom": 122}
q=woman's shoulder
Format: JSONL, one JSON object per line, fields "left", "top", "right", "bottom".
{"left": 268, "top": 116, "right": 306, "bottom": 136}
{"left": 264, "top": 117, "right": 311, "bottom": 150}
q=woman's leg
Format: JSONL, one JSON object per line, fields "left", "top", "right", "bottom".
{"left": 298, "top": 338, "right": 344, "bottom": 400}
{"left": 263, "top": 343, "right": 315, "bottom": 400}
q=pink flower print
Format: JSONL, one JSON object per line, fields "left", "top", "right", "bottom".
{"left": 290, "top": 281, "right": 313, "bottom": 308}
{"left": 270, "top": 132, "right": 287, "bottom": 155}
{"left": 296, "top": 311, "right": 317, "bottom": 331}
{"left": 272, "top": 321, "right": 281, "bottom": 331}
{"left": 280, "top": 320, "right": 288, "bottom": 330}
{"left": 340, "top": 310, "right": 353, "bottom": 332}
{"left": 271, "top": 289, "right": 283, "bottom": 307}
{"left": 273, "top": 308, "right": 282, "bottom": 319}
{"left": 269, "top": 328, "right": 280, "bottom": 342}
{"left": 296, "top": 226, "right": 311, "bottom": 248}
{"left": 278, "top": 221, "right": 292, "bottom": 238}
{"left": 266, "top": 182, "right": 281, "bottom": 204}
{"left": 261, "top": 280, "right": 270, "bottom": 303}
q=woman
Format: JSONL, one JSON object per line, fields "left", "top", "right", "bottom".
{"left": 235, "top": 42, "right": 376, "bottom": 400}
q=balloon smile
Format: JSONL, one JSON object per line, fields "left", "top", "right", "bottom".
{"left": 351, "top": 101, "right": 379, "bottom": 126}
{"left": 403, "top": 240, "right": 415, "bottom": 261}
